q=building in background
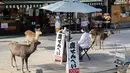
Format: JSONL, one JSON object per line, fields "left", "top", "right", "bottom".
{"left": 0, "top": 0, "right": 60, "bottom": 35}
{"left": 111, "top": 0, "right": 130, "bottom": 24}
{"left": 0, "top": 0, "right": 113, "bottom": 35}
{"left": 80, "top": 0, "right": 106, "bottom": 13}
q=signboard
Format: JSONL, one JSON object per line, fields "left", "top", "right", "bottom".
{"left": 35, "top": 9, "right": 39, "bottom": 16}
{"left": 66, "top": 41, "right": 80, "bottom": 73}
{"left": 54, "top": 32, "right": 65, "bottom": 63}
{"left": 1, "top": 23, "right": 8, "bottom": 28}
{"left": 29, "top": 9, "right": 33, "bottom": 16}
{"left": 26, "top": 7, "right": 29, "bottom": 15}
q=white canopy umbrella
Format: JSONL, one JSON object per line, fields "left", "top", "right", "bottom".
{"left": 40, "top": 0, "right": 101, "bottom": 13}
{"left": 40, "top": 0, "right": 102, "bottom": 41}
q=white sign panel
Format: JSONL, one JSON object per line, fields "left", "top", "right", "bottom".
{"left": 26, "top": 7, "right": 29, "bottom": 15}
{"left": 35, "top": 9, "right": 39, "bottom": 16}
{"left": 1, "top": 23, "right": 8, "bottom": 28}
{"left": 66, "top": 41, "right": 80, "bottom": 73}
{"left": 54, "top": 32, "right": 65, "bottom": 62}
{"left": 29, "top": 9, "right": 33, "bottom": 16}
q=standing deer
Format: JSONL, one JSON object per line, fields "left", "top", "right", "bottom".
{"left": 98, "top": 30, "right": 114, "bottom": 49}
{"left": 8, "top": 40, "right": 41, "bottom": 73}
{"left": 24, "top": 28, "right": 42, "bottom": 45}
{"left": 89, "top": 29, "right": 114, "bottom": 49}
{"left": 89, "top": 29, "right": 104, "bottom": 47}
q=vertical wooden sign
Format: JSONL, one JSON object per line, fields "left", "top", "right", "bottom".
{"left": 54, "top": 32, "right": 65, "bottom": 63}
{"left": 66, "top": 41, "right": 80, "bottom": 73}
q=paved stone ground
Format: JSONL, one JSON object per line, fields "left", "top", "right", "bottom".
{"left": 1, "top": 29, "right": 130, "bottom": 73}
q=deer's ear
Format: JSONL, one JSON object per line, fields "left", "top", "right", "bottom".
{"left": 35, "top": 28, "right": 38, "bottom": 31}
{"left": 24, "top": 30, "right": 29, "bottom": 34}
{"left": 38, "top": 28, "right": 41, "bottom": 30}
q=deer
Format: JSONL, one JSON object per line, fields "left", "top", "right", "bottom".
{"left": 89, "top": 29, "right": 104, "bottom": 47}
{"left": 98, "top": 30, "right": 114, "bottom": 49}
{"left": 89, "top": 29, "right": 114, "bottom": 49}
{"left": 24, "top": 28, "right": 42, "bottom": 45}
{"left": 8, "top": 40, "right": 41, "bottom": 73}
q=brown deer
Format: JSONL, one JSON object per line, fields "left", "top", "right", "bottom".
{"left": 89, "top": 29, "right": 114, "bottom": 49}
{"left": 8, "top": 40, "right": 41, "bottom": 73}
{"left": 24, "top": 28, "right": 42, "bottom": 45}
{"left": 89, "top": 29, "right": 104, "bottom": 47}
{"left": 98, "top": 30, "right": 114, "bottom": 49}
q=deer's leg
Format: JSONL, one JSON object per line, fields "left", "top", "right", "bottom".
{"left": 100, "top": 39, "right": 102, "bottom": 49}
{"left": 114, "top": 24, "right": 117, "bottom": 34}
{"left": 27, "top": 40, "right": 29, "bottom": 45}
{"left": 100, "top": 40, "right": 104, "bottom": 49}
{"left": 115, "top": 24, "right": 119, "bottom": 34}
{"left": 96, "top": 35, "right": 100, "bottom": 46}
{"left": 102, "top": 41, "right": 104, "bottom": 49}
{"left": 90, "top": 38, "right": 93, "bottom": 49}
{"left": 25, "top": 57, "right": 30, "bottom": 72}
{"left": 10, "top": 54, "right": 14, "bottom": 68}
{"left": 13, "top": 56, "right": 18, "bottom": 70}
{"left": 95, "top": 37, "right": 98, "bottom": 46}
{"left": 21, "top": 58, "right": 24, "bottom": 73}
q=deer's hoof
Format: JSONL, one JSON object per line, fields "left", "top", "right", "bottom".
{"left": 27, "top": 70, "right": 31, "bottom": 73}
{"left": 12, "top": 65, "right": 15, "bottom": 68}
{"left": 16, "top": 68, "right": 20, "bottom": 71}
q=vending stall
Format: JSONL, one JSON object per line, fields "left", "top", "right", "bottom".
{"left": 111, "top": 4, "right": 130, "bottom": 23}
{"left": 111, "top": 0, "right": 130, "bottom": 23}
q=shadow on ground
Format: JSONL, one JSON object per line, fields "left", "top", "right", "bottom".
{"left": 30, "top": 53, "right": 116, "bottom": 73}
{"left": 32, "top": 63, "right": 66, "bottom": 71}
{"left": 38, "top": 46, "right": 55, "bottom": 50}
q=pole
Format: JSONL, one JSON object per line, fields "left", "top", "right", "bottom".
{"left": 68, "top": 12, "right": 71, "bottom": 42}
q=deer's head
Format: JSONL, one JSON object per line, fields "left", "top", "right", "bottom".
{"left": 35, "top": 28, "right": 42, "bottom": 35}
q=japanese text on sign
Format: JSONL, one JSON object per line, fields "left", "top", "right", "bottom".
{"left": 70, "top": 42, "right": 76, "bottom": 68}
{"left": 54, "top": 32, "right": 65, "bottom": 62}
{"left": 66, "top": 41, "right": 79, "bottom": 73}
